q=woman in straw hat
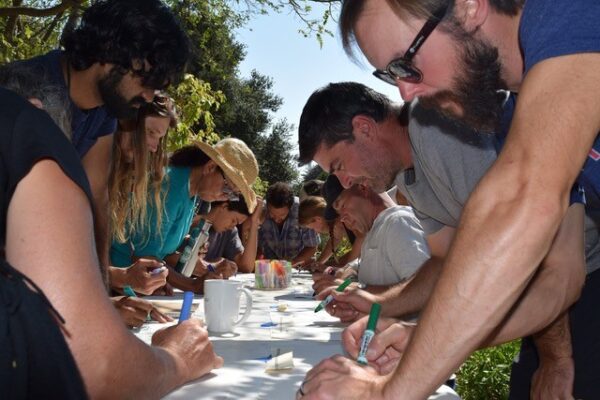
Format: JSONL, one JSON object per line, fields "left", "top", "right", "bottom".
{"left": 110, "top": 137, "right": 259, "bottom": 293}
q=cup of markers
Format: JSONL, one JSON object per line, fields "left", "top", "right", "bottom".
{"left": 254, "top": 259, "right": 292, "bottom": 289}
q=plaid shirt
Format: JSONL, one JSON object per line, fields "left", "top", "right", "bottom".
{"left": 258, "top": 197, "right": 319, "bottom": 260}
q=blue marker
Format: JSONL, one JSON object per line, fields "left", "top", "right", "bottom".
{"left": 207, "top": 263, "right": 216, "bottom": 273}
{"left": 178, "top": 291, "right": 195, "bottom": 323}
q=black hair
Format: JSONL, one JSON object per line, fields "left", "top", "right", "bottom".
{"left": 61, "top": 0, "right": 189, "bottom": 89}
{"left": 212, "top": 198, "right": 250, "bottom": 217}
{"left": 169, "top": 145, "right": 211, "bottom": 167}
{"left": 301, "top": 179, "right": 325, "bottom": 197}
{"left": 298, "top": 82, "right": 395, "bottom": 164}
{"left": 266, "top": 182, "right": 295, "bottom": 209}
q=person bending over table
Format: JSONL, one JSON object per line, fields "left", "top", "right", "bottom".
{"left": 0, "top": 79, "right": 221, "bottom": 397}
{"left": 313, "top": 184, "right": 430, "bottom": 308}
{"left": 195, "top": 197, "right": 261, "bottom": 274}
{"left": 110, "top": 139, "right": 259, "bottom": 294}
{"left": 258, "top": 182, "right": 319, "bottom": 266}
{"left": 107, "top": 95, "right": 177, "bottom": 297}
{"left": 297, "top": 82, "right": 594, "bottom": 399}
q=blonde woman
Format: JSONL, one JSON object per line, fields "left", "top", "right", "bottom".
{"left": 110, "top": 138, "right": 259, "bottom": 294}
{"left": 107, "top": 95, "right": 176, "bottom": 301}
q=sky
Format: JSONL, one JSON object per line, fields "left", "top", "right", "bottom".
{"left": 235, "top": 4, "right": 400, "bottom": 160}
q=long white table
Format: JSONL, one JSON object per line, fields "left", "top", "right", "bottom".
{"left": 135, "top": 273, "right": 460, "bottom": 399}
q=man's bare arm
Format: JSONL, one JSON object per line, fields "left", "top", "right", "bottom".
{"left": 81, "top": 135, "right": 113, "bottom": 274}
{"left": 383, "top": 53, "right": 600, "bottom": 399}
{"left": 6, "top": 160, "right": 221, "bottom": 398}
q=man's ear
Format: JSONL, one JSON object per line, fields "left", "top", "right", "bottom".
{"left": 27, "top": 97, "right": 44, "bottom": 109}
{"left": 351, "top": 114, "right": 377, "bottom": 141}
{"left": 454, "top": 0, "right": 489, "bottom": 33}
{"left": 357, "top": 183, "right": 370, "bottom": 197}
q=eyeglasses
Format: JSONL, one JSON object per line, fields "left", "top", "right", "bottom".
{"left": 219, "top": 170, "right": 240, "bottom": 201}
{"left": 372, "top": 3, "right": 449, "bottom": 85}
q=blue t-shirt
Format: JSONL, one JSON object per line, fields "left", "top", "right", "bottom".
{"left": 18, "top": 50, "right": 117, "bottom": 157}
{"left": 498, "top": 0, "right": 600, "bottom": 206}
{"left": 110, "top": 166, "right": 198, "bottom": 267}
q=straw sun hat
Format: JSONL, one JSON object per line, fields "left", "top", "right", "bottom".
{"left": 194, "top": 138, "right": 259, "bottom": 212}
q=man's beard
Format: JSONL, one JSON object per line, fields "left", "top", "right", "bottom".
{"left": 419, "top": 35, "right": 508, "bottom": 132}
{"left": 98, "top": 67, "right": 146, "bottom": 119}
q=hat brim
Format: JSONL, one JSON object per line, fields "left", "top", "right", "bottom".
{"left": 194, "top": 140, "right": 257, "bottom": 213}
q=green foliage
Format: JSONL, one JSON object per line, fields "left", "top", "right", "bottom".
{"left": 455, "top": 340, "right": 520, "bottom": 400}
{"left": 213, "top": 70, "right": 282, "bottom": 149}
{"left": 232, "top": 0, "right": 340, "bottom": 45}
{"left": 252, "top": 175, "right": 269, "bottom": 197}
{"left": 167, "top": 74, "right": 224, "bottom": 151}
{"left": 254, "top": 118, "right": 299, "bottom": 185}
{"left": 0, "top": 0, "right": 84, "bottom": 63}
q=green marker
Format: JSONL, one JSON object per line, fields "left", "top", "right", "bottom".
{"left": 314, "top": 277, "right": 354, "bottom": 313}
{"left": 356, "top": 303, "right": 381, "bottom": 365}
{"left": 123, "top": 285, "right": 137, "bottom": 297}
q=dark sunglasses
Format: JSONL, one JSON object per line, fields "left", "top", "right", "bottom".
{"left": 373, "top": 3, "right": 449, "bottom": 85}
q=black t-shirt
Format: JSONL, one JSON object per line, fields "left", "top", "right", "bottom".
{"left": 0, "top": 88, "right": 89, "bottom": 397}
{"left": 0, "top": 87, "right": 92, "bottom": 249}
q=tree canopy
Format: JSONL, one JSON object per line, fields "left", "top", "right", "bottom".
{"left": 0, "top": 0, "right": 319, "bottom": 185}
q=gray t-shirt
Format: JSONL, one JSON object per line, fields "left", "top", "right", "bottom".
{"left": 395, "top": 103, "right": 600, "bottom": 274}
{"left": 205, "top": 227, "right": 244, "bottom": 262}
{"left": 357, "top": 205, "right": 430, "bottom": 286}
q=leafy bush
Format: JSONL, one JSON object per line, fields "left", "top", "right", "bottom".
{"left": 455, "top": 340, "right": 520, "bottom": 400}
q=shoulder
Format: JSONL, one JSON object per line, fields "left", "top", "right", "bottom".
{"left": 520, "top": 0, "right": 600, "bottom": 72}
{"left": 0, "top": 88, "right": 91, "bottom": 202}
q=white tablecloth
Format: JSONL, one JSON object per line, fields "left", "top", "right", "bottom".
{"left": 135, "top": 273, "right": 460, "bottom": 399}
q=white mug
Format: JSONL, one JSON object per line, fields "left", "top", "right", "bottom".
{"left": 203, "top": 280, "right": 253, "bottom": 333}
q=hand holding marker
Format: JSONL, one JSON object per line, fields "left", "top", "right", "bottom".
{"left": 178, "top": 291, "right": 195, "bottom": 323}
{"left": 356, "top": 303, "right": 381, "bottom": 365}
{"left": 314, "top": 277, "right": 354, "bottom": 313}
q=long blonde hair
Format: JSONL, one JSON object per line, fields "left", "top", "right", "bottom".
{"left": 109, "top": 95, "right": 178, "bottom": 243}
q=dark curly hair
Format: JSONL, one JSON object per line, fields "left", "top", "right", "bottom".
{"left": 266, "top": 182, "right": 295, "bottom": 209}
{"left": 61, "top": 0, "right": 189, "bottom": 89}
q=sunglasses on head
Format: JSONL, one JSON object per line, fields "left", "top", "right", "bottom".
{"left": 373, "top": 3, "right": 449, "bottom": 85}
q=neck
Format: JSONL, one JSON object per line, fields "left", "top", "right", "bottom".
{"left": 188, "top": 165, "right": 205, "bottom": 197}
{"left": 369, "top": 192, "right": 394, "bottom": 225}
{"left": 480, "top": 9, "right": 524, "bottom": 91}
{"left": 386, "top": 115, "right": 413, "bottom": 169}
{"left": 61, "top": 56, "right": 104, "bottom": 109}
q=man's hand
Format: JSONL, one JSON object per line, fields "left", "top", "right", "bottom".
{"left": 323, "top": 287, "right": 379, "bottom": 323}
{"left": 298, "top": 355, "right": 387, "bottom": 400}
{"left": 125, "top": 258, "right": 168, "bottom": 295}
{"left": 312, "top": 273, "right": 338, "bottom": 295}
{"left": 215, "top": 259, "right": 238, "bottom": 279}
{"left": 530, "top": 356, "right": 574, "bottom": 400}
{"left": 112, "top": 296, "right": 173, "bottom": 327}
{"left": 343, "top": 316, "right": 415, "bottom": 374}
{"left": 152, "top": 319, "right": 224, "bottom": 382}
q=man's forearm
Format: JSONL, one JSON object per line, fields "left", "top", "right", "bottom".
{"left": 93, "top": 190, "right": 110, "bottom": 283}
{"left": 293, "top": 246, "right": 317, "bottom": 265}
{"left": 384, "top": 166, "right": 568, "bottom": 398}
{"left": 484, "top": 204, "right": 584, "bottom": 346}
{"left": 237, "top": 221, "right": 259, "bottom": 272}
{"left": 379, "top": 256, "right": 443, "bottom": 318}
{"left": 533, "top": 313, "right": 572, "bottom": 361}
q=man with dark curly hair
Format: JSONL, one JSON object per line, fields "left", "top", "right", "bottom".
{"left": 18, "top": 0, "right": 189, "bottom": 268}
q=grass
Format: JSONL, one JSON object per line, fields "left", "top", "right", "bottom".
{"left": 455, "top": 340, "right": 521, "bottom": 400}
